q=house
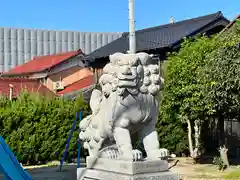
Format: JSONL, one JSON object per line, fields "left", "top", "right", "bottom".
{"left": 0, "top": 78, "right": 55, "bottom": 99}
{"left": 1, "top": 49, "right": 95, "bottom": 98}
{"left": 87, "top": 11, "right": 229, "bottom": 77}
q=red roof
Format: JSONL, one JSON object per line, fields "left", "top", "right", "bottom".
{"left": 3, "top": 49, "right": 84, "bottom": 75}
{"left": 57, "top": 75, "right": 94, "bottom": 95}
{"left": 0, "top": 78, "right": 55, "bottom": 98}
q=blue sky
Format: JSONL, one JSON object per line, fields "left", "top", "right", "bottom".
{"left": 1, "top": 0, "right": 240, "bottom": 32}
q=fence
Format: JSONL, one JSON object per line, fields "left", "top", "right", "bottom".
{"left": 204, "top": 117, "right": 240, "bottom": 157}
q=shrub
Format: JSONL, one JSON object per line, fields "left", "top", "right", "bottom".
{"left": 213, "top": 156, "right": 225, "bottom": 171}
{"left": 0, "top": 91, "right": 90, "bottom": 165}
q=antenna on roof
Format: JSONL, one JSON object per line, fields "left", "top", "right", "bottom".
{"left": 169, "top": 17, "right": 175, "bottom": 23}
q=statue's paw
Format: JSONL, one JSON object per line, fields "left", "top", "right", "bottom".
{"left": 83, "top": 142, "right": 89, "bottom": 149}
{"left": 79, "top": 131, "right": 85, "bottom": 140}
{"left": 147, "top": 148, "right": 169, "bottom": 160}
{"left": 101, "top": 149, "right": 119, "bottom": 159}
{"left": 132, "top": 149, "right": 143, "bottom": 161}
{"left": 158, "top": 148, "right": 169, "bottom": 158}
{"left": 79, "top": 115, "right": 92, "bottom": 130}
{"left": 79, "top": 131, "right": 91, "bottom": 142}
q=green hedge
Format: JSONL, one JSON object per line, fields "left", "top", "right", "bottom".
{"left": 0, "top": 92, "right": 90, "bottom": 165}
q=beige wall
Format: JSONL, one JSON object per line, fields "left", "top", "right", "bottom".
{"left": 45, "top": 66, "right": 93, "bottom": 91}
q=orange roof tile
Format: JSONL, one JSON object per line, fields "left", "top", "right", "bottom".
{"left": 3, "top": 49, "right": 84, "bottom": 75}
{"left": 0, "top": 78, "right": 55, "bottom": 98}
{"left": 56, "top": 75, "right": 94, "bottom": 95}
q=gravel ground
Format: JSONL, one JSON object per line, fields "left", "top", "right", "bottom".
{"left": 1, "top": 158, "right": 239, "bottom": 180}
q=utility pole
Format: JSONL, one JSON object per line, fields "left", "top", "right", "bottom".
{"left": 128, "top": 0, "right": 136, "bottom": 53}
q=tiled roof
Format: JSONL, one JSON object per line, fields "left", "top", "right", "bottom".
{"left": 88, "top": 11, "right": 229, "bottom": 59}
{"left": 3, "top": 49, "right": 84, "bottom": 75}
{"left": 0, "top": 78, "right": 55, "bottom": 98}
{"left": 56, "top": 75, "right": 94, "bottom": 95}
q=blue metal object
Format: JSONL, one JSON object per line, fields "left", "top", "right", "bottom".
{"left": 0, "top": 136, "right": 33, "bottom": 180}
{"left": 77, "top": 111, "right": 82, "bottom": 168}
{"left": 59, "top": 112, "right": 80, "bottom": 172}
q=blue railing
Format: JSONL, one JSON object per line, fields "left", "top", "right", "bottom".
{"left": 59, "top": 111, "right": 82, "bottom": 171}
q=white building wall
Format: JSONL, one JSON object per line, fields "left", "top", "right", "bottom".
{"left": 0, "top": 27, "right": 122, "bottom": 72}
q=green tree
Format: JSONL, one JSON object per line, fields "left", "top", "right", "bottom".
{"left": 201, "top": 25, "right": 240, "bottom": 146}
{"left": 158, "top": 23, "right": 240, "bottom": 161}
{"left": 158, "top": 36, "right": 221, "bottom": 158}
{"left": 198, "top": 24, "right": 240, "bottom": 168}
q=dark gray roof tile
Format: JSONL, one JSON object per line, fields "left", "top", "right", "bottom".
{"left": 88, "top": 11, "right": 229, "bottom": 59}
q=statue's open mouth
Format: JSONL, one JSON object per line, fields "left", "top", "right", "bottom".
{"left": 117, "top": 74, "right": 137, "bottom": 80}
{"left": 104, "top": 92, "right": 110, "bottom": 98}
{"left": 118, "top": 79, "right": 137, "bottom": 87}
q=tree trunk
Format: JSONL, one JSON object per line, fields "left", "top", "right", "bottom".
{"left": 192, "top": 120, "right": 202, "bottom": 159}
{"left": 218, "top": 115, "right": 225, "bottom": 147}
{"left": 187, "top": 119, "right": 194, "bottom": 157}
{"left": 219, "top": 145, "right": 230, "bottom": 169}
{"left": 218, "top": 115, "right": 230, "bottom": 169}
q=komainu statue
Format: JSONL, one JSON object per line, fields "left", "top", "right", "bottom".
{"left": 79, "top": 52, "right": 168, "bottom": 162}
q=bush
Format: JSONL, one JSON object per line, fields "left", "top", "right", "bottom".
{"left": 0, "top": 91, "right": 90, "bottom": 165}
{"left": 213, "top": 156, "right": 225, "bottom": 171}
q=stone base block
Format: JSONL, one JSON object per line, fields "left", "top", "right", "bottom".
{"left": 86, "top": 157, "right": 169, "bottom": 174}
{"left": 77, "top": 158, "right": 179, "bottom": 180}
{"left": 77, "top": 168, "right": 180, "bottom": 180}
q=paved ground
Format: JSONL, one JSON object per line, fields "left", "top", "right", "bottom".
{"left": 0, "top": 165, "right": 81, "bottom": 180}
{"left": 28, "top": 165, "right": 77, "bottom": 180}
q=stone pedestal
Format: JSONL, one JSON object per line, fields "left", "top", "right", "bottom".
{"left": 77, "top": 158, "right": 180, "bottom": 180}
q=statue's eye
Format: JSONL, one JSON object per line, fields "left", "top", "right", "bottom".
{"left": 130, "top": 59, "right": 138, "bottom": 66}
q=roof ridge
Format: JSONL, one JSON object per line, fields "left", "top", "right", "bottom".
{"left": 122, "top": 11, "right": 223, "bottom": 36}
{"left": 0, "top": 77, "right": 38, "bottom": 82}
{"left": 33, "top": 49, "right": 82, "bottom": 59}
{"left": 3, "top": 49, "right": 84, "bottom": 75}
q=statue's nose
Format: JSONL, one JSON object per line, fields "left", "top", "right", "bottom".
{"left": 122, "top": 66, "right": 132, "bottom": 75}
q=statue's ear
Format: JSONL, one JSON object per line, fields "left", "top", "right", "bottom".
{"left": 110, "top": 52, "right": 124, "bottom": 65}
{"left": 109, "top": 54, "right": 113, "bottom": 60}
{"left": 137, "top": 52, "right": 150, "bottom": 65}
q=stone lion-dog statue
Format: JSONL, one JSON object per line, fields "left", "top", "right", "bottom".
{"left": 79, "top": 52, "right": 168, "bottom": 162}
